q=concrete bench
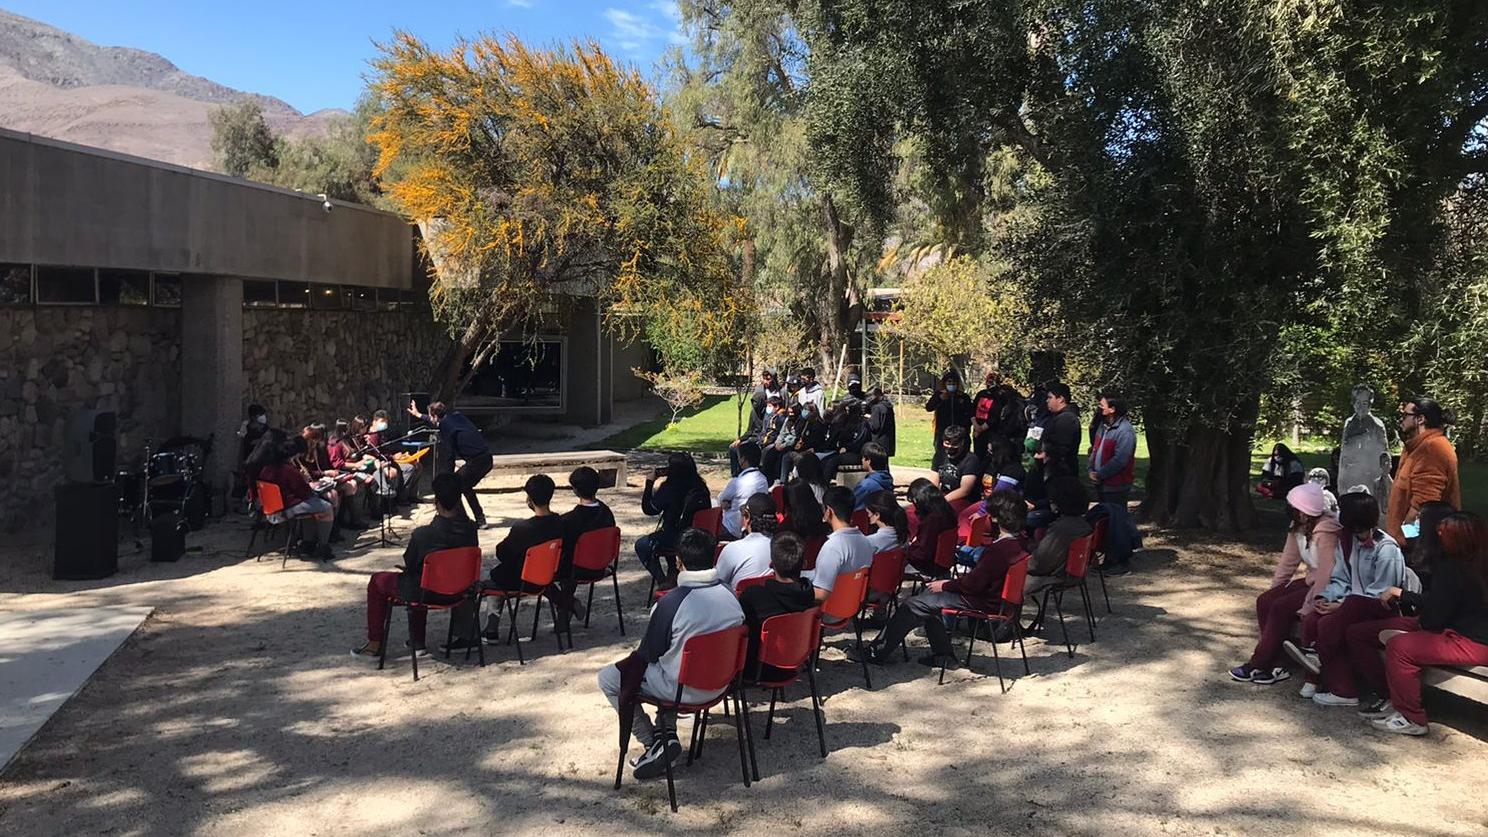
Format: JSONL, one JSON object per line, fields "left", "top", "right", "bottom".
{"left": 486, "top": 450, "right": 628, "bottom": 489}
{"left": 1290, "top": 625, "right": 1488, "bottom": 706}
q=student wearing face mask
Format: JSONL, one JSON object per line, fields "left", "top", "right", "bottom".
{"left": 762, "top": 401, "right": 804, "bottom": 486}
{"left": 934, "top": 425, "right": 983, "bottom": 537}
{"left": 925, "top": 369, "right": 974, "bottom": 456}
{"left": 730, "top": 375, "right": 784, "bottom": 476}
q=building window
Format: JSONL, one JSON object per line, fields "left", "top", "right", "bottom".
{"left": 242, "top": 280, "right": 278, "bottom": 307}
{"left": 350, "top": 287, "right": 377, "bottom": 312}
{"left": 98, "top": 269, "right": 151, "bottom": 306}
{"left": 0, "top": 264, "right": 30, "bottom": 305}
{"left": 151, "top": 274, "right": 182, "bottom": 307}
{"left": 277, "top": 281, "right": 310, "bottom": 309}
{"left": 35, "top": 266, "right": 97, "bottom": 305}
{"left": 308, "top": 283, "right": 342, "bottom": 310}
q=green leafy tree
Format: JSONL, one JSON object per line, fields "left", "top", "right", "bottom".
{"left": 209, "top": 100, "right": 279, "bottom": 177}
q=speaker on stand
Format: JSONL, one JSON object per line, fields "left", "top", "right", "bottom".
{"left": 54, "top": 411, "right": 119, "bottom": 580}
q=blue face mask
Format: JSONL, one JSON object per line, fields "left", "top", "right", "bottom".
{"left": 946, "top": 384, "right": 958, "bottom": 393}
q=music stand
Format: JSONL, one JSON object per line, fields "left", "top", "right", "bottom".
{"left": 367, "top": 427, "right": 437, "bottom": 546}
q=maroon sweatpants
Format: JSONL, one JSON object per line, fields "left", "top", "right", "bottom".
{"left": 1246, "top": 579, "right": 1309, "bottom": 670}
{"left": 1386, "top": 630, "right": 1488, "bottom": 725}
{"left": 367, "top": 571, "right": 425, "bottom": 644}
{"left": 1307, "top": 596, "right": 1394, "bottom": 698}
{"left": 1343, "top": 615, "right": 1419, "bottom": 698}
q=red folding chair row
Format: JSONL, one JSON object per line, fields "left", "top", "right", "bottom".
{"left": 475, "top": 539, "right": 567, "bottom": 666}
{"left": 614, "top": 624, "right": 754, "bottom": 813}
{"left": 938, "top": 554, "right": 1032, "bottom": 690}
{"left": 647, "top": 508, "right": 726, "bottom": 602}
{"left": 377, "top": 546, "right": 483, "bottom": 681}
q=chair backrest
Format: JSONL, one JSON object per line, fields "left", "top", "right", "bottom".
{"left": 734, "top": 574, "right": 771, "bottom": 596}
{"left": 933, "top": 527, "right": 959, "bottom": 570}
{"left": 866, "top": 548, "right": 907, "bottom": 599}
{"left": 572, "top": 526, "right": 622, "bottom": 573}
{"left": 676, "top": 624, "right": 749, "bottom": 692}
{"left": 802, "top": 535, "right": 827, "bottom": 571}
{"left": 850, "top": 508, "right": 874, "bottom": 535}
{"left": 420, "top": 546, "right": 484, "bottom": 596}
{"left": 965, "top": 513, "right": 993, "bottom": 547}
{"left": 255, "top": 480, "right": 286, "bottom": 516}
{"left": 1000, "top": 554, "right": 1031, "bottom": 607}
{"left": 520, "top": 539, "right": 564, "bottom": 587}
{"left": 770, "top": 483, "right": 786, "bottom": 513}
{"left": 1090, "top": 515, "right": 1110, "bottom": 556}
{"left": 691, "top": 507, "right": 724, "bottom": 537}
{"left": 821, "top": 567, "right": 870, "bottom": 622}
{"left": 1065, "top": 535, "right": 1093, "bottom": 579}
{"left": 757, "top": 608, "right": 822, "bottom": 672}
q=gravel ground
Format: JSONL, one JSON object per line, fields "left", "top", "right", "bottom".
{"left": 1, "top": 461, "right": 1485, "bottom": 836}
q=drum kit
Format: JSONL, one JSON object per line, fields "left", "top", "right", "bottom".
{"left": 115, "top": 436, "right": 211, "bottom": 532}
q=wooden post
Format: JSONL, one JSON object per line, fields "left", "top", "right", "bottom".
{"left": 897, "top": 339, "right": 905, "bottom": 406}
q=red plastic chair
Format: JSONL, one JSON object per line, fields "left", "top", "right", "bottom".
{"left": 569, "top": 526, "right": 626, "bottom": 638}
{"left": 770, "top": 484, "right": 786, "bottom": 515}
{"left": 818, "top": 567, "right": 873, "bottom": 688}
{"left": 734, "top": 574, "right": 771, "bottom": 596}
{"left": 1089, "top": 515, "right": 1113, "bottom": 614}
{"left": 377, "top": 546, "right": 483, "bottom": 681}
{"left": 938, "top": 554, "right": 1032, "bottom": 689}
{"left": 247, "top": 480, "right": 320, "bottom": 567}
{"left": 965, "top": 513, "right": 993, "bottom": 547}
{"left": 850, "top": 508, "right": 874, "bottom": 535}
{"left": 1035, "top": 534, "right": 1096, "bottom": 658}
{"left": 647, "top": 508, "right": 730, "bottom": 601}
{"left": 478, "top": 538, "right": 564, "bottom": 665}
{"left": 614, "top": 624, "right": 752, "bottom": 813}
{"left": 906, "top": 527, "right": 960, "bottom": 592}
{"left": 743, "top": 607, "right": 826, "bottom": 769}
{"left": 861, "top": 548, "right": 907, "bottom": 623}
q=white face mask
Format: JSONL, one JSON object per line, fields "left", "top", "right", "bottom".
{"left": 764, "top": 406, "right": 776, "bottom": 416}
{"left": 946, "top": 384, "right": 958, "bottom": 393}
{"left": 372, "top": 420, "right": 388, "bottom": 432}
{"left": 255, "top": 415, "right": 268, "bottom": 426}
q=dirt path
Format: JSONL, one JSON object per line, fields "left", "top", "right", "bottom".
{"left": 1, "top": 464, "right": 1484, "bottom": 836}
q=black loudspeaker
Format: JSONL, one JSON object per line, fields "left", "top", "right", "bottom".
{"left": 64, "top": 410, "right": 117, "bottom": 484}
{"left": 151, "top": 511, "right": 186, "bottom": 562}
{"left": 54, "top": 482, "right": 118, "bottom": 580}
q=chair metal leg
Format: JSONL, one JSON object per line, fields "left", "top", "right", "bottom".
{"left": 611, "top": 568, "right": 626, "bottom": 636}
{"left": 445, "top": 613, "right": 455, "bottom": 660}
{"left": 1055, "top": 591, "right": 1074, "bottom": 658}
{"left": 1016, "top": 622, "right": 1030, "bottom": 674}
{"left": 1097, "top": 565, "right": 1113, "bottom": 614}
{"left": 474, "top": 600, "right": 486, "bottom": 667}
{"left": 806, "top": 658, "right": 826, "bottom": 759}
{"left": 989, "top": 625, "right": 1007, "bottom": 694}
{"left": 664, "top": 732, "right": 679, "bottom": 813}
{"left": 687, "top": 710, "right": 703, "bottom": 765}
{"left": 765, "top": 688, "right": 778, "bottom": 739}
{"left": 408, "top": 608, "right": 420, "bottom": 682}
{"left": 739, "top": 686, "right": 760, "bottom": 780}
{"left": 1080, "top": 581, "right": 1096, "bottom": 642}
{"left": 584, "top": 582, "right": 597, "bottom": 629}
{"left": 732, "top": 690, "right": 751, "bottom": 787}
{"left": 853, "top": 615, "right": 872, "bottom": 689}
{"left": 508, "top": 598, "right": 526, "bottom": 665}
{"left": 377, "top": 605, "right": 393, "bottom": 671}
{"left": 614, "top": 705, "right": 634, "bottom": 790}
{"left": 530, "top": 592, "right": 544, "bottom": 641}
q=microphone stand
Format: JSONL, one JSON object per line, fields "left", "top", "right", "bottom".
{"left": 365, "top": 427, "right": 438, "bottom": 547}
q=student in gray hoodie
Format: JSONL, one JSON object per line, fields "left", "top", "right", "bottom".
{"left": 1087, "top": 389, "right": 1140, "bottom": 573}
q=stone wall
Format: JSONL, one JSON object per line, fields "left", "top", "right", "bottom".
{"left": 241, "top": 308, "right": 450, "bottom": 432}
{"left": 0, "top": 307, "right": 181, "bottom": 532}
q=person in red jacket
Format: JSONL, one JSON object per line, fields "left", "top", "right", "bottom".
{"left": 857, "top": 490, "right": 1028, "bottom": 670}
{"left": 257, "top": 441, "right": 335, "bottom": 560}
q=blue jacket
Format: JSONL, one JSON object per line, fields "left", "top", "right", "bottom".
{"left": 852, "top": 469, "right": 894, "bottom": 510}
{"left": 1321, "top": 531, "right": 1405, "bottom": 601}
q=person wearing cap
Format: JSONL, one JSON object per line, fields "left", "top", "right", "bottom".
{"left": 714, "top": 493, "right": 779, "bottom": 590}
{"left": 1228, "top": 481, "right": 1342, "bottom": 686}
{"left": 925, "top": 369, "right": 974, "bottom": 455}
{"left": 1041, "top": 382, "right": 1081, "bottom": 480}
{"left": 1306, "top": 467, "right": 1339, "bottom": 514}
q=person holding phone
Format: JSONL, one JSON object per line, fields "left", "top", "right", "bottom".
{"left": 634, "top": 452, "right": 710, "bottom": 585}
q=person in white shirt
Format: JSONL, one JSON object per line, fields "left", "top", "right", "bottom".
{"left": 716, "top": 442, "right": 769, "bottom": 538}
{"left": 863, "top": 490, "right": 910, "bottom": 554}
{"left": 797, "top": 367, "right": 826, "bottom": 414}
{"left": 804, "top": 485, "right": 877, "bottom": 601}
{"left": 714, "top": 493, "right": 778, "bottom": 590}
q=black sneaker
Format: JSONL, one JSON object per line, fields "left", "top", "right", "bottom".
{"left": 848, "top": 643, "right": 889, "bottom": 666}
{"left": 632, "top": 735, "right": 683, "bottom": 780}
{"left": 441, "top": 637, "right": 480, "bottom": 654}
{"left": 1357, "top": 697, "right": 1394, "bottom": 719}
{"left": 1103, "top": 562, "right": 1131, "bottom": 576}
{"left": 917, "top": 653, "right": 962, "bottom": 670}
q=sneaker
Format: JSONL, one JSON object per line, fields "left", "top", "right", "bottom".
{"left": 632, "top": 735, "right": 683, "bottom": 780}
{"left": 1371, "top": 712, "right": 1428, "bottom": 736}
{"left": 1229, "top": 665, "right": 1259, "bottom": 683}
{"left": 1245, "top": 667, "right": 1290, "bottom": 686}
{"left": 406, "top": 642, "right": 429, "bottom": 659}
{"left": 1312, "top": 692, "right": 1359, "bottom": 707}
{"left": 1357, "top": 698, "right": 1395, "bottom": 720}
{"left": 917, "top": 653, "right": 962, "bottom": 670}
{"left": 1298, "top": 681, "right": 1317, "bottom": 699}
{"left": 1283, "top": 640, "right": 1321, "bottom": 676}
{"left": 440, "top": 637, "right": 480, "bottom": 654}
{"left": 350, "top": 642, "right": 381, "bottom": 660}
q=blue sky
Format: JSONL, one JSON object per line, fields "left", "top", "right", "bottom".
{"left": 4, "top": 0, "right": 684, "bottom": 113}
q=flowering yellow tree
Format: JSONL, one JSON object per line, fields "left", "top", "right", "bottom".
{"left": 887, "top": 254, "right": 1026, "bottom": 373}
{"left": 369, "top": 32, "right": 749, "bottom": 396}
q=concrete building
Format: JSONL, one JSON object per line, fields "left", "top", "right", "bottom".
{"left": 0, "top": 128, "right": 646, "bottom": 533}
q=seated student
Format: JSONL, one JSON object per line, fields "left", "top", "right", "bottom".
{"left": 352, "top": 474, "right": 479, "bottom": 660}
{"left": 1292, "top": 490, "right": 1406, "bottom": 707}
{"left": 859, "top": 490, "right": 1028, "bottom": 669}
{"left": 366, "top": 409, "right": 416, "bottom": 501}
{"left": 791, "top": 453, "right": 829, "bottom": 505}
{"left": 301, "top": 422, "right": 363, "bottom": 530}
{"left": 716, "top": 442, "right": 769, "bottom": 539}
{"left": 554, "top": 466, "right": 618, "bottom": 624}
{"left": 716, "top": 493, "right": 779, "bottom": 591}
{"left": 1022, "top": 477, "right": 1093, "bottom": 620}
{"left": 636, "top": 452, "right": 711, "bottom": 585}
{"left": 933, "top": 425, "right": 983, "bottom": 538}
{"left": 779, "top": 402, "right": 829, "bottom": 488}
{"left": 851, "top": 442, "right": 894, "bottom": 511}
{"left": 1356, "top": 511, "right": 1488, "bottom": 735}
{"left": 1228, "top": 482, "right": 1340, "bottom": 686}
{"left": 762, "top": 402, "right": 805, "bottom": 486}
{"left": 257, "top": 440, "right": 335, "bottom": 560}
{"left": 904, "top": 478, "right": 957, "bottom": 577}
{"left": 730, "top": 378, "right": 783, "bottom": 476}
{"left": 448, "top": 475, "right": 566, "bottom": 647}
{"left": 740, "top": 531, "right": 817, "bottom": 680}
{"left": 781, "top": 479, "right": 830, "bottom": 543}
{"left": 598, "top": 528, "right": 744, "bottom": 780}
{"left": 863, "top": 490, "right": 910, "bottom": 554}
{"left": 1257, "top": 443, "right": 1306, "bottom": 499}
{"left": 819, "top": 403, "right": 869, "bottom": 481}
{"left": 802, "top": 486, "right": 876, "bottom": 602}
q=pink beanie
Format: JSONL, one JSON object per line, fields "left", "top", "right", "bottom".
{"left": 1286, "top": 482, "right": 1326, "bottom": 517}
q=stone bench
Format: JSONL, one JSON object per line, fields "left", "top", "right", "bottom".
{"left": 1288, "top": 625, "right": 1488, "bottom": 706}
{"left": 486, "top": 450, "right": 628, "bottom": 489}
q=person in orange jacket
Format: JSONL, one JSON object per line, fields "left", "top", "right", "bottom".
{"left": 1387, "top": 396, "right": 1461, "bottom": 544}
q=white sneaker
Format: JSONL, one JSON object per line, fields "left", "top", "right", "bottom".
{"left": 1283, "top": 640, "right": 1322, "bottom": 676}
{"left": 1371, "top": 712, "right": 1429, "bottom": 736}
{"left": 1312, "top": 692, "right": 1359, "bottom": 707}
{"left": 1298, "top": 682, "right": 1317, "bottom": 699}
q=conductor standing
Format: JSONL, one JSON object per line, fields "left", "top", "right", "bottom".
{"left": 409, "top": 400, "right": 493, "bottom": 528}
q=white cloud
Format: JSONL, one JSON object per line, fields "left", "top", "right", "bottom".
{"left": 507, "top": 0, "right": 536, "bottom": 8}
{"left": 604, "top": 2, "right": 685, "bottom": 53}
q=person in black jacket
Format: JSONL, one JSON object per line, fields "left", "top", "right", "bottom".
{"left": 730, "top": 371, "right": 784, "bottom": 475}
{"left": 739, "top": 531, "right": 818, "bottom": 680}
{"left": 353, "top": 473, "right": 479, "bottom": 660}
{"left": 925, "top": 369, "right": 974, "bottom": 455}
{"left": 1040, "top": 382, "right": 1082, "bottom": 480}
{"left": 553, "top": 466, "right": 617, "bottom": 624}
{"left": 866, "top": 387, "right": 897, "bottom": 457}
{"left": 409, "top": 400, "right": 494, "bottom": 527}
{"left": 636, "top": 452, "right": 711, "bottom": 583}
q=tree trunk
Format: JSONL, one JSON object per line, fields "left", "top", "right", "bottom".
{"left": 429, "top": 319, "right": 491, "bottom": 402}
{"left": 817, "top": 195, "right": 856, "bottom": 373}
{"left": 1141, "top": 395, "right": 1260, "bottom": 532}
